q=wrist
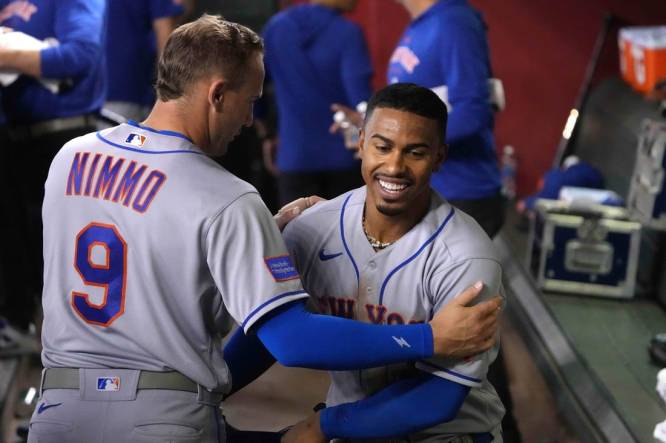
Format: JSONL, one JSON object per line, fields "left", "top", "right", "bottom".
{"left": 422, "top": 322, "right": 435, "bottom": 358}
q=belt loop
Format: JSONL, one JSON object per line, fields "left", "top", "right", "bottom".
{"left": 39, "top": 368, "right": 47, "bottom": 398}
{"left": 196, "top": 384, "right": 222, "bottom": 406}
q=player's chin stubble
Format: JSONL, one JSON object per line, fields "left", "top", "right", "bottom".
{"left": 375, "top": 202, "right": 406, "bottom": 217}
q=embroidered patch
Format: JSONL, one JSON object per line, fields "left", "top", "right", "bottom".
{"left": 125, "top": 133, "right": 146, "bottom": 147}
{"left": 97, "top": 376, "right": 120, "bottom": 391}
{"left": 264, "top": 255, "right": 299, "bottom": 282}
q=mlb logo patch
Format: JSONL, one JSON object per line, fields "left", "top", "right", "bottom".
{"left": 264, "top": 255, "right": 299, "bottom": 282}
{"left": 125, "top": 133, "right": 146, "bottom": 147}
{"left": 97, "top": 376, "right": 120, "bottom": 392}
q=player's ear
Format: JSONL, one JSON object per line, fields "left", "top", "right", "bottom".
{"left": 208, "top": 80, "right": 226, "bottom": 111}
{"left": 433, "top": 143, "right": 447, "bottom": 172}
{"left": 358, "top": 128, "right": 366, "bottom": 153}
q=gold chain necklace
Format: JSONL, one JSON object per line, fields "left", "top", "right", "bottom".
{"left": 362, "top": 211, "right": 394, "bottom": 250}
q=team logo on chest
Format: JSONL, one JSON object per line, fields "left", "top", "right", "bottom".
{"left": 125, "top": 133, "right": 147, "bottom": 147}
{"left": 97, "top": 376, "right": 120, "bottom": 392}
{"left": 389, "top": 46, "right": 420, "bottom": 74}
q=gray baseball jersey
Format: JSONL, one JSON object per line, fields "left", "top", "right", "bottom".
{"left": 40, "top": 122, "right": 308, "bottom": 391}
{"left": 283, "top": 186, "right": 505, "bottom": 440}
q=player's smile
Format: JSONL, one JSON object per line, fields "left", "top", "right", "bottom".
{"left": 374, "top": 175, "right": 412, "bottom": 201}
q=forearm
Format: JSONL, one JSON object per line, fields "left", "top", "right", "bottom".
{"left": 256, "top": 301, "right": 433, "bottom": 370}
{"left": 40, "top": 41, "right": 99, "bottom": 78}
{"left": 223, "top": 326, "right": 276, "bottom": 396}
{"left": 321, "top": 374, "right": 469, "bottom": 439}
{"left": 0, "top": 48, "right": 40, "bottom": 77}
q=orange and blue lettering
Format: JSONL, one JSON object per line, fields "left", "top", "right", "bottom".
{"left": 94, "top": 156, "right": 125, "bottom": 200}
{"left": 66, "top": 152, "right": 90, "bottom": 196}
{"left": 112, "top": 161, "right": 147, "bottom": 206}
{"left": 84, "top": 153, "right": 102, "bottom": 196}
{"left": 132, "top": 170, "right": 166, "bottom": 213}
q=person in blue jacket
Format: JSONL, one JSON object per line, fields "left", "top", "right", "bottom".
{"left": 0, "top": 0, "right": 106, "bottom": 330}
{"left": 385, "top": 2, "right": 518, "bottom": 440}
{"left": 105, "top": 0, "right": 184, "bottom": 121}
{"left": 389, "top": 0, "right": 504, "bottom": 237}
{"left": 261, "top": 0, "right": 373, "bottom": 205}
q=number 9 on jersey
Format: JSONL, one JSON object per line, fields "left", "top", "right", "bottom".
{"left": 72, "top": 223, "right": 127, "bottom": 326}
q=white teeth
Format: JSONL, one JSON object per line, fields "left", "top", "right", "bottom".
{"left": 378, "top": 179, "right": 407, "bottom": 192}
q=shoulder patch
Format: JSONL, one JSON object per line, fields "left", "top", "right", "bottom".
{"left": 264, "top": 255, "right": 299, "bottom": 282}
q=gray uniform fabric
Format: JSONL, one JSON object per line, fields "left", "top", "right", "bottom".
{"left": 32, "top": 123, "right": 308, "bottom": 441}
{"left": 283, "top": 187, "right": 505, "bottom": 441}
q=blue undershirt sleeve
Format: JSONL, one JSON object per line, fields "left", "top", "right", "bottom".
{"left": 320, "top": 374, "right": 469, "bottom": 439}
{"left": 223, "top": 326, "right": 276, "bottom": 396}
{"left": 40, "top": 0, "right": 104, "bottom": 79}
{"left": 255, "top": 301, "right": 434, "bottom": 370}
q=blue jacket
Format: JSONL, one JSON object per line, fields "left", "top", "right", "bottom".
{"left": 263, "top": 4, "right": 372, "bottom": 172}
{"left": 0, "top": 0, "right": 106, "bottom": 124}
{"left": 388, "top": 0, "right": 501, "bottom": 200}
{"left": 105, "top": 0, "right": 183, "bottom": 106}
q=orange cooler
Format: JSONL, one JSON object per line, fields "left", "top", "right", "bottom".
{"left": 619, "top": 26, "right": 666, "bottom": 94}
{"left": 618, "top": 28, "right": 636, "bottom": 87}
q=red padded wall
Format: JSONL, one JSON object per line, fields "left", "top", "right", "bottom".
{"left": 286, "top": 0, "right": 666, "bottom": 195}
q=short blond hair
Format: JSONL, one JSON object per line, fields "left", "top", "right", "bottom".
{"left": 155, "top": 14, "right": 263, "bottom": 101}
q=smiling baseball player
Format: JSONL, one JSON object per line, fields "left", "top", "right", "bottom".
{"left": 280, "top": 83, "right": 505, "bottom": 442}
{"left": 30, "top": 16, "right": 501, "bottom": 443}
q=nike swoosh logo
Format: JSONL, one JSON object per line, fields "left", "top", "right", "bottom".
{"left": 318, "top": 249, "right": 343, "bottom": 261}
{"left": 37, "top": 402, "right": 63, "bottom": 414}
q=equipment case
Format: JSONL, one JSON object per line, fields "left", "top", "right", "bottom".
{"left": 527, "top": 199, "right": 642, "bottom": 299}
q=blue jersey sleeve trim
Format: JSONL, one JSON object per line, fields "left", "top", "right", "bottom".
{"left": 127, "top": 120, "right": 193, "bottom": 142}
{"left": 340, "top": 193, "right": 360, "bottom": 287}
{"left": 418, "top": 360, "right": 482, "bottom": 383}
{"left": 379, "top": 207, "right": 455, "bottom": 305}
{"left": 241, "top": 289, "right": 308, "bottom": 330}
{"left": 96, "top": 132, "right": 204, "bottom": 156}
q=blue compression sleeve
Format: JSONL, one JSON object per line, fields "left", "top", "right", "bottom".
{"left": 256, "top": 301, "right": 434, "bottom": 370}
{"left": 321, "top": 374, "right": 470, "bottom": 439}
{"left": 223, "top": 327, "right": 276, "bottom": 396}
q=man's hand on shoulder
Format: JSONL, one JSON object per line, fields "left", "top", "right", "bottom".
{"left": 274, "top": 196, "right": 325, "bottom": 231}
{"left": 429, "top": 281, "right": 502, "bottom": 358}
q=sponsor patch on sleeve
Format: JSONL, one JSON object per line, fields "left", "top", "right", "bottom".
{"left": 264, "top": 255, "right": 299, "bottom": 282}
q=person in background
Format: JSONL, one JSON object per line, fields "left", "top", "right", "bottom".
{"left": 260, "top": 0, "right": 372, "bottom": 205}
{"left": 104, "top": 0, "right": 184, "bottom": 121}
{"left": 0, "top": 0, "right": 106, "bottom": 331}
